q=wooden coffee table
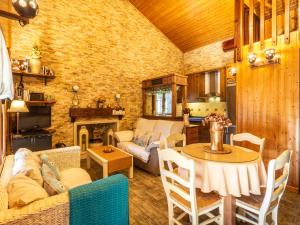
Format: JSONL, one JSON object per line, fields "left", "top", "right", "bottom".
{"left": 86, "top": 145, "right": 133, "bottom": 179}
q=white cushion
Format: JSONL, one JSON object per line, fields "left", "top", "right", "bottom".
{"left": 0, "top": 155, "right": 14, "bottom": 189}
{"left": 12, "top": 148, "right": 43, "bottom": 186}
{"left": 136, "top": 118, "right": 157, "bottom": 134}
{"left": 114, "top": 130, "right": 134, "bottom": 142}
{"left": 60, "top": 168, "right": 92, "bottom": 190}
{"left": 117, "top": 142, "right": 150, "bottom": 163}
{"left": 153, "top": 120, "right": 175, "bottom": 141}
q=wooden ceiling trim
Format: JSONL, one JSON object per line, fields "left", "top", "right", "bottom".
{"left": 129, "top": 0, "right": 235, "bottom": 52}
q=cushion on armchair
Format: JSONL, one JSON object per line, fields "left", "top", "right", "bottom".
{"left": 12, "top": 148, "right": 43, "bottom": 186}
{"left": 114, "top": 130, "right": 134, "bottom": 142}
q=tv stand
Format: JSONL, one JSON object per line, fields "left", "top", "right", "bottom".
{"left": 11, "top": 129, "right": 55, "bottom": 153}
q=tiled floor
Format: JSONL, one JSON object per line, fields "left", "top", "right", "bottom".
{"left": 84, "top": 160, "right": 300, "bottom": 225}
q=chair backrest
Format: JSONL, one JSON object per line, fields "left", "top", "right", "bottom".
{"left": 164, "top": 133, "right": 186, "bottom": 149}
{"left": 158, "top": 148, "right": 197, "bottom": 213}
{"left": 260, "top": 150, "right": 292, "bottom": 216}
{"left": 230, "top": 133, "right": 265, "bottom": 155}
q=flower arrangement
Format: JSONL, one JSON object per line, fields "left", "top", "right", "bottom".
{"left": 204, "top": 113, "right": 232, "bottom": 127}
{"left": 182, "top": 108, "right": 191, "bottom": 115}
{"left": 31, "top": 45, "right": 41, "bottom": 59}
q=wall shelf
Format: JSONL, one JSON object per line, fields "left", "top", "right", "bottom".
{"left": 12, "top": 71, "right": 55, "bottom": 86}
{"left": 0, "top": 10, "right": 29, "bottom": 26}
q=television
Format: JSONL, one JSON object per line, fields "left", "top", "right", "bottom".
{"left": 16, "top": 106, "right": 51, "bottom": 132}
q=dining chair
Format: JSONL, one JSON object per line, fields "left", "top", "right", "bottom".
{"left": 158, "top": 148, "right": 223, "bottom": 225}
{"left": 230, "top": 133, "right": 266, "bottom": 156}
{"left": 235, "top": 150, "right": 292, "bottom": 225}
{"left": 164, "top": 133, "right": 186, "bottom": 152}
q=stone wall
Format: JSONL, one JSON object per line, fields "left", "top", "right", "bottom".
{"left": 184, "top": 40, "right": 234, "bottom": 74}
{"left": 10, "top": 0, "right": 183, "bottom": 146}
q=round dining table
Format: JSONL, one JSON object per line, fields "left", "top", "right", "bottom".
{"left": 179, "top": 143, "right": 267, "bottom": 225}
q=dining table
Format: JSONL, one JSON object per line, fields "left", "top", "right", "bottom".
{"left": 179, "top": 143, "right": 267, "bottom": 225}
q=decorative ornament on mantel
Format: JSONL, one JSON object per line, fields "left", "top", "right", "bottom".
{"left": 30, "top": 45, "right": 42, "bottom": 74}
{"left": 204, "top": 113, "right": 232, "bottom": 153}
{"left": 12, "top": 0, "right": 39, "bottom": 19}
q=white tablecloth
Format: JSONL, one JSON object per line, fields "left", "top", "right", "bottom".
{"left": 179, "top": 157, "right": 267, "bottom": 197}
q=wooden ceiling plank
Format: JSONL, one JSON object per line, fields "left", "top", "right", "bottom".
{"left": 129, "top": 0, "right": 235, "bottom": 52}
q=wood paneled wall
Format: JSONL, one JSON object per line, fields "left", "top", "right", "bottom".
{"left": 236, "top": 31, "right": 299, "bottom": 189}
{"left": 0, "top": 0, "right": 11, "bottom": 49}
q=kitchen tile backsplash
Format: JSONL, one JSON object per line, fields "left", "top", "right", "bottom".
{"left": 188, "top": 102, "right": 227, "bottom": 117}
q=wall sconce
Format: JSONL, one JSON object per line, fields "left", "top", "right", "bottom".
{"left": 248, "top": 53, "right": 257, "bottom": 65}
{"left": 12, "top": 0, "right": 39, "bottom": 19}
{"left": 229, "top": 67, "right": 237, "bottom": 76}
{"left": 265, "top": 48, "right": 276, "bottom": 61}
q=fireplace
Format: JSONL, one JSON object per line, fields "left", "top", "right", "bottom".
{"left": 73, "top": 119, "right": 119, "bottom": 158}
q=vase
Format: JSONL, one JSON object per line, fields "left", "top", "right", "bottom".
{"left": 183, "top": 114, "right": 190, "bottom": 126}
{"left": 30, "top": 58, "right": 42, "bottom": 74}
{"left": 210, "top": 121, "right": 224, "bottom": 151}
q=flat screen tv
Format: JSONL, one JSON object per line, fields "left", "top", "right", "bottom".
{"left": 16, "top": 106, "right": 51, "bottom": 132}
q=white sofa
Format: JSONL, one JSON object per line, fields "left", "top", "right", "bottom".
{"left": 114, "top": 118, "right": 184, "bottom": 175}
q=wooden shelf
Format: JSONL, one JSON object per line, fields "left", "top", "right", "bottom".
{"left": 69, "top": 108, "right": 124, "bottom": 122}
{"left": 0, "top": 10, "right": 29, "bottom": 26}
{"left": 13, "top": 71, "right": 55, "bottom": 85}
{"left": 26, "top": 100, "right": 56, "bottom": 106}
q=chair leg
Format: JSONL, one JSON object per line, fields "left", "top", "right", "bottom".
{"left": 219, "top": 202, "right": 224, "bottom": 225}
{"left": 191, "top": 213, "right": 199, "bottom": 225}
{"left": 272, "top": 206, "right": 279, "bottom": 225}
{"left": 167, "top": 200, "right": 174, "bottom": 225}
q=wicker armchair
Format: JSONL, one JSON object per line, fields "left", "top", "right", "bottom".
{"left": 0, "top": 146, "right": 80, "bottom": 225}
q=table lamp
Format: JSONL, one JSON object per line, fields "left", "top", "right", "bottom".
{"left": 8, "top": 100, "right": 29, "bottom": 135}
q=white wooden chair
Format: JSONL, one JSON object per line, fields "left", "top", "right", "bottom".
{"left": 230, "top": 133, "right": 266, "bottom": 156}
{"left": 158, "top": 148, "right": 223, "bottom": 225}
{"left": 235, "top": 150, "right": 292, "bottom": 225}
{"left": 164, "top": 133, "right": 186, "bottom": 152}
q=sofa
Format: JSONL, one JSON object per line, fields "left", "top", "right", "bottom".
{"left": 0, "top": 146, "right": 129, "bottom": 225}
{"left": 114, "top": 118, "right": 184, "bottom": 175}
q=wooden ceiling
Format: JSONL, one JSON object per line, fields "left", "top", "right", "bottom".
{"left": 129, "top": 0, "right": 235, "bottom": 52}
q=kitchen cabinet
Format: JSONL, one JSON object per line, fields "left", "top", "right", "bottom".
{"left": 187, "top": 68, "right": 227, "bottom": 102}
{"left": 184, "top": 125, "right": 200, "bottom": 145}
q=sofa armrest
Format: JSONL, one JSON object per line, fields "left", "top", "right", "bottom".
{"left": 35, "top": 146, "right": 81, "bottom": 171}
{"left": 114, "top": 131, "right": 134, "bottom": 143}
{"left": 145, "top": 141, "right": 162, "bottom": 152}
{"left": 0, "top": 192, "right": 69, "bottom": 225}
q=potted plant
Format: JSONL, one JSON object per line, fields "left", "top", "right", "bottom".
{"left": 182, "top": 108, "right": 191, "bottom": 126}
{"left": 30, "top": 45, "right": 42, "bottom": 74}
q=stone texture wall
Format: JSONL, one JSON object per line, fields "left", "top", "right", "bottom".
{"left": 11, "top": 0, "right": 183, "bottom": 146}
{"left": 184, "top": 40, "right": 234, "bottom": 74}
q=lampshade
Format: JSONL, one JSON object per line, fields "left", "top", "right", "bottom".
{"left": 8, "top": 100, "right": 29, "bottom": 113}
{"left": 12, "top": 0, "right": 39, "bottom": 19}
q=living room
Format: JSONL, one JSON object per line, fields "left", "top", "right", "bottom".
{"left": 0, "top": 0, "right": 299, "bottom": 225}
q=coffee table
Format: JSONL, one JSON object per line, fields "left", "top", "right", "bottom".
{"left": 86, "top": 145, "right": 133, "bottom": 179}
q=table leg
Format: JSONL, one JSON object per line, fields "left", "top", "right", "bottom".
{"left": 103, "top": 163, "right": 108, "bottom": 178}
{"left": 128, "top": 165, "right": 133, "bottom": 179}
{"left": 86, "top": 155, "right": 91, "bottom": 169}
{"left": 224, "top": 195, "right": 236, "bottom": 225}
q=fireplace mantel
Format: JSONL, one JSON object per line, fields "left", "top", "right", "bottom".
{"left": 69, "top": 108, "right": 125, "bottom": 122}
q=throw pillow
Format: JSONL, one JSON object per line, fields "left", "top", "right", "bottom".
{"left": 133, "top": 131, "right": 151, "bottom": 147}
{"left": 148, "top": 131, "right": 161, "bottom": 143}
{"left": 60, "top": 168, "right": 92, "bottom": 190}
{"left": 41, "top": 163, "right": 66, "bottom": 195}
{"left": 12, "top": 148, "right": 43, "bottom": 186}
{"left": 40, "top": 154, "right": 61, "bottom": 180}
{"left": 7, "top": 174, "right": 48, "bottom": 208}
